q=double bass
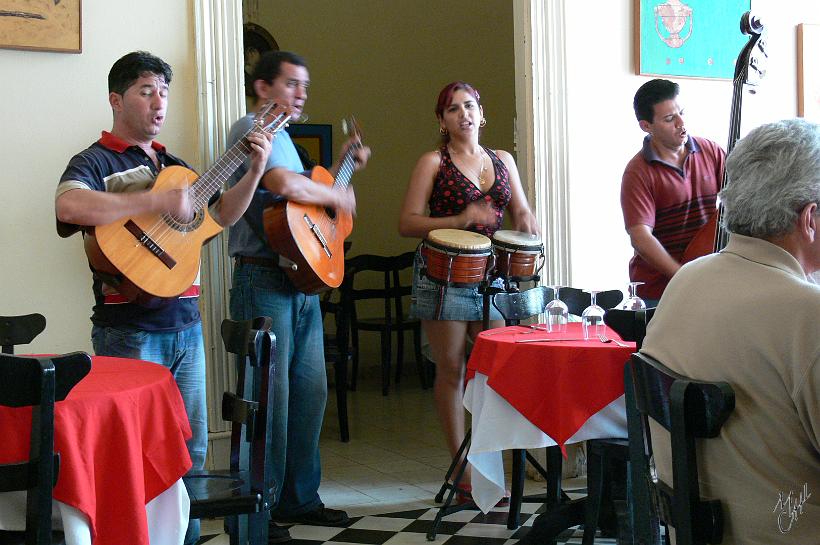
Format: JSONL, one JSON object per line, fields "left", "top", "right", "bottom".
{"left": 682, "top": 12, "right": 767, "bottom": 262}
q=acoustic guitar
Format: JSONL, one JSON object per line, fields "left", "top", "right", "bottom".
{"left": 84, "top": 102, "right": 292, "bottom": 302}
{"left": 262, "top": 117, "right": 362, "bottom": 294}
{"left": 682, "top": 12, "right": 767, "bottom": 262}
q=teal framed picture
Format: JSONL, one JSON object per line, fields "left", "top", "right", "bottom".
{"left": 634, "top": 0, "right": 751, "bottom": 79}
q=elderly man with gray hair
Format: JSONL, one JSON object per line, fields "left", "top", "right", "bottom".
{"left": 640, "top": 118, "right": 820, "bottom": 544}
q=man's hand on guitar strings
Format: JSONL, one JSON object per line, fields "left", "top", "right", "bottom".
{"left": 335, "top": 186, "right": 357, "bottom": 217}
{"left": 162, "top": 187, "right": 195, "bottom": 223}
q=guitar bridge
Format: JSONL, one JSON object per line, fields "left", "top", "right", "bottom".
{"left": 124, "top": 220, "right": 176, "bottom": 270}
{"left": 302, "top": 214, "right": 332, "bottom": 258}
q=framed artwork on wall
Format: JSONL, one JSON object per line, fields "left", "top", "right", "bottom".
{"left": 243, "top": 22, "right": 278, "bottom": 97}
{"left": 286, "top": 124, "right": 332, "bottom": 169}
{"left": 634, "top": 0, "right": 750, "bottom": 79}
{"left": 0, "top": 0, "right": 81, "bottom": 53}
{"left": 797, "top": 24, "right": 820, "bottom": 122}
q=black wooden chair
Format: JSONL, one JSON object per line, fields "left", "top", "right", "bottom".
{"left": 0, "top": 352, "right": 92, "bottom": 545}
{"left": 0, "top": 314, "right": 47, "bottom": 354}
{"left": 183, "top": 317, "right": 276, "bottom": 545}
{"left": 560, "top": 287, "right": 624, "bottom": 317}
{"left": 320, "top": 294, "right": 351, "bottom": 443}
{"left": 343, "top": 252, "right": 426, "bottom": 395}
{"left": 629, "top": 352, "right": 735, "bottom": 545}
{"left": 580, "top": 307, "right": 660, "bottom": 545}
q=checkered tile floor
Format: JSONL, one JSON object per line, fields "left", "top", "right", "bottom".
{"left": 198, "top": 499, "right": 619, "bottom": 544}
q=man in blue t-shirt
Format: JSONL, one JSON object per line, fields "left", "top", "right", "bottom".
{"left": 55, "top": 50, "right": 271, "bottom": 545}
{"left": 226, "top": 50, "right": 370, "bottom": 543}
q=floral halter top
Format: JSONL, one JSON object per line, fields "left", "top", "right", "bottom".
{"left": 427, "top": 146, "right": 512, "bottom": 237}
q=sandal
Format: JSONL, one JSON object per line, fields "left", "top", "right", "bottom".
{"left": 455, "top": 484, "right": 511, "bottom": 507}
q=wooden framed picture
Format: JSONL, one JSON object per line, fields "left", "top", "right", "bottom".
{"left": 797, "top": 24, "right": 820, "bottom": 121}
{"left": 634, "top": 0, "right": 750, "bottom": 79}
{"left": 0, "top": 0, "right": 81, "bottom": 53}
{"left": 286, "top": 124, "right": 332, "bottom": 169}
{"left": 243, "top": 23, "right": 278, "bottom": 97}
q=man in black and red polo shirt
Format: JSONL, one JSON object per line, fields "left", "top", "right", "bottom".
{"left": 55, "top": 50, "right": 271, "bottom": 545}
{"left": 620, "top": 79, "right": 725, "bottom": 304}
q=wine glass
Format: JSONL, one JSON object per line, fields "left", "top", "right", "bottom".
{"left": 581, "top": 290, "right": 605, "bottom": 340}
{"left": 622, "top": 281, "right": 646, "bottom": 310}
{"left": 545, "top": 285, "right": 569, "bottom": 333}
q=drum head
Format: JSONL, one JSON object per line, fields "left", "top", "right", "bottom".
{"left": 492, "top": 229, "right": 542, "bottom": 251}
{"left": 427, "top": 229, "right": 491, "bottom": 252}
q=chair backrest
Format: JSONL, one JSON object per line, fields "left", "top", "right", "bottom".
{"left": 343, "top": 251, "right": 415, "bottom": 325}
{"left": 604, "top": 308, "right": 656, "bottom": 350}
{"left": 560, "top": 287, "right": 624, "bottom": 316}
{"left": 220, "top": 317, "right": 276, "bottom": 510}
{"left": 491, "top": 286, "right": 553, "bottom": 323}
{"left": 0, "top": 314, "right": 47, "bottom": 354}
{"left": 0, "top": 352, "right": 91, "bottom": 544}
{"left": 629, "top": 352, "right": 735, "bottom": 545}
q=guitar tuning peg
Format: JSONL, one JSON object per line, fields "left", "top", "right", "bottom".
{"left": 342, "top": 119, "right": 349, "bottom": 135}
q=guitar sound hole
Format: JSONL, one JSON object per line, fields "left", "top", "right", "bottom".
{"left": 166, "top": 209, "right": 205, "bottom": 232}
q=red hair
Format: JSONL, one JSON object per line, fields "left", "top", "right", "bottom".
{"left": 435, "top": 81, "right": 482, "bottom": 119}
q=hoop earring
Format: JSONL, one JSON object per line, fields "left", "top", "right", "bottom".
{"left": 439, "top": 127, "right": 448, "bottom": 135}
{"left": 480, "top": 118, "right": 487, "bottom": 128}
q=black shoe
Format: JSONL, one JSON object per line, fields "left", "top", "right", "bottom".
{"left": 268, "top": 521, "right": 292, "bottom": 543}
{"left": 273, "top": 504, "right": 350, "bottom": 527}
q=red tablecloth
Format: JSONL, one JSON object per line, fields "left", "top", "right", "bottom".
{"left": 467, "top": 323, "right": 634, "bottom": 450}
{"left": 0, "top": 356, "right": 192, "bottom": 545}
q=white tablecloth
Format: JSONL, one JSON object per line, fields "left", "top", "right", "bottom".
{"left": 0, "top": 479, "right": 189, "bottom": 545}
{"left": 464, "top": 373, "right": 627, "bottom": 512}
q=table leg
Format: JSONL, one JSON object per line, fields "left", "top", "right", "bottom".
{"left": 517, "top": 446, "right": 586, "bottom": 545}
{"left": 507, "top": 449, "right": 527, "bottom": 529}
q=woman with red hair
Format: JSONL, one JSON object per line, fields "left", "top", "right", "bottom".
{"left": 399, "top": 81, "right": 539, "bottom": 500}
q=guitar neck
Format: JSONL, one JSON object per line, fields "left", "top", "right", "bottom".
{"left": 189, "top": 127, "right": 264, "bottom": 210}
{"left": 333, "top": 145, "right": 359, "bottom": 190}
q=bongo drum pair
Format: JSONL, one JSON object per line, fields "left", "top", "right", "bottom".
{"left": 421, "top": 228, "right": 544, "bottom": 286}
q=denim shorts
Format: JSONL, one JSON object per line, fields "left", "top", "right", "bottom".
{"left": 410, "top": 248, "right": 503, "bottom": 321}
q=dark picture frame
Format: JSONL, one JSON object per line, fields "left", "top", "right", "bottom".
{"left": 243, "top": 22, "right": 278, "bottom": 97}
{"left": 0, "top": 0, "right": 82, "bottom": 53}
{"left": 634, "top": 0, "right": 750, "bottom": 79}
{"left": 286, "top": 124, "right": 333, "bottom": 169}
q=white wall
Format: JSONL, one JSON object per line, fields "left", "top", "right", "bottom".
{"left": 0, "top": 0, "right": 198, "bottom": 353}
{"left": 565, "top": 0, "right": 820, "bottom": 293}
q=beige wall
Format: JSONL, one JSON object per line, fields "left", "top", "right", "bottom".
{"left": 0, "top": 0, "right": 199, "bottom": 353}
{"left": 252, "top": 0, "right": 516, "bottom": 258}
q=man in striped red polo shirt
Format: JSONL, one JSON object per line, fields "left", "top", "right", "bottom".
{"left": 621, "top": 79, "right": 725, "bottom": 305}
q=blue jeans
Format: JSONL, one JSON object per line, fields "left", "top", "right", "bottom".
{"left": 91, "top": 322, "right": 207, "bottom": 545}
{"left": 229, "top": 263, "right": 327, "bottom": 516}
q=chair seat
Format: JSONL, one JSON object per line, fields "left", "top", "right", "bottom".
{"left": 0, "top": 531, "right": 65, "bottom": 545}
{"left": 184, "top": 470, "right": 263, "bottom": 519}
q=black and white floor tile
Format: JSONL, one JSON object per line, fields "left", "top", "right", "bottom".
{"left": 198, "top": 495, "right": 619, "bottom": 544}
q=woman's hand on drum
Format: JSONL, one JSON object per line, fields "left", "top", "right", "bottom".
{"left": 512, "top": 209, "right": 541, "bottom": 237}
{"left": 460, "top": 200, "right": 497, "bottom": 229}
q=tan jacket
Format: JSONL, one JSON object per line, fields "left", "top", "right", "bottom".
{"left": 642, "top": 234, "right": 820, "bottom": 544}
